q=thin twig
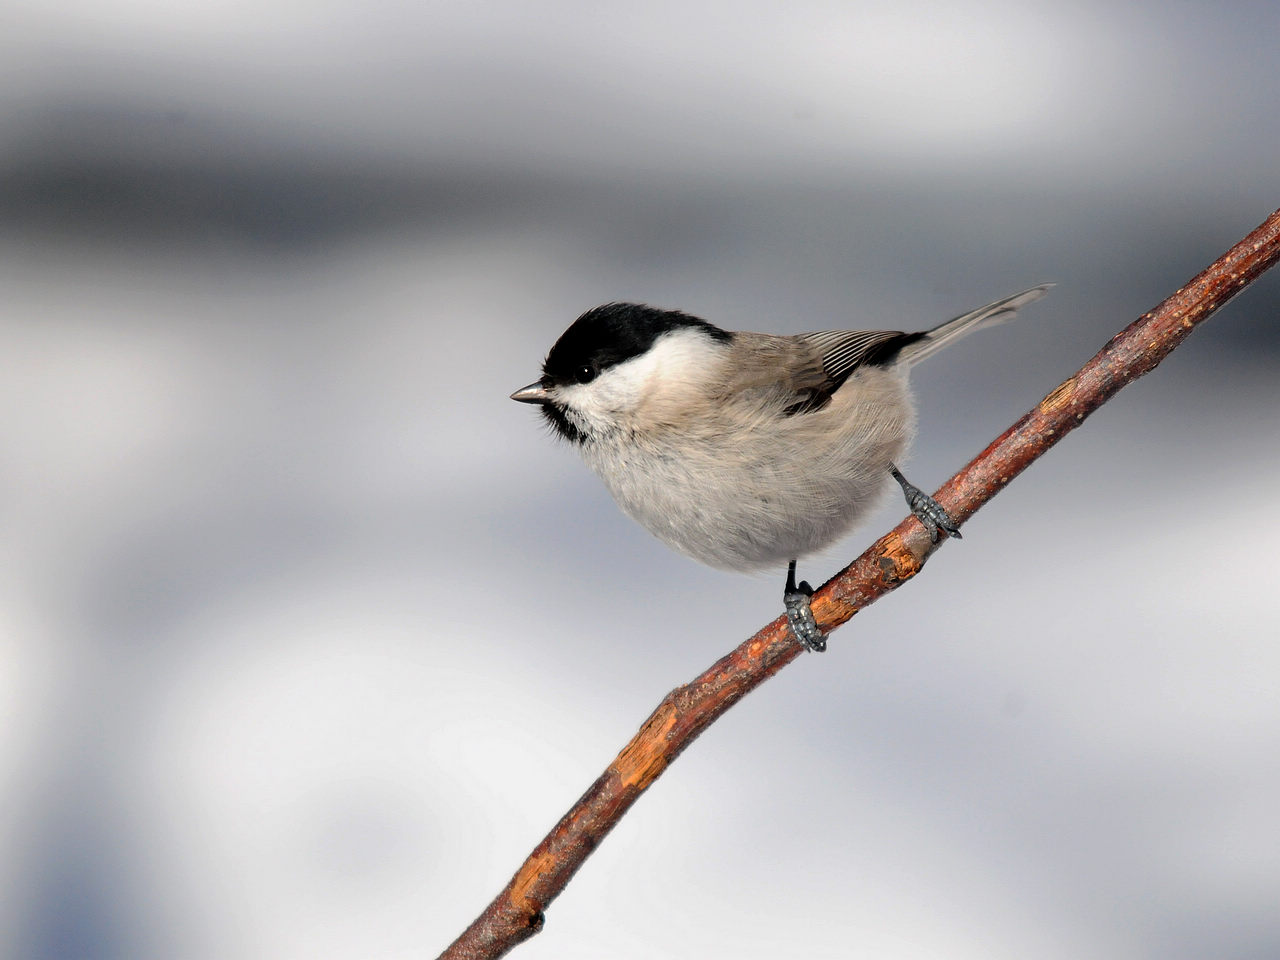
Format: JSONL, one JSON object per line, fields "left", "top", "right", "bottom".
{"left": 439, "top": 207, "right": 1280, "bottom": 960}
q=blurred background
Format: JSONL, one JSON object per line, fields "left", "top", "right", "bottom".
{"left": 2, "top": 1, "right": 1278, "bottom": 958}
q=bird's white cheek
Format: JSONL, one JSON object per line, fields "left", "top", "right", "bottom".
{"left": 555, "top": 380, "right": 636, "bottom": 434}
{"left": 554, "top": 357, "right": 652, "bottom": 433}
{"left": 556, "top": 329, "right": 722, "bottom": 433}
{"left": 563, "top": 377, "right": 635, "bottom": 413}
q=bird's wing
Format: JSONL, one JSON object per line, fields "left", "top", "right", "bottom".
{"left": 779, "top": 330, "right": 919, "bottom": 414}
{"left": 718, "top": 330, "right": 918, "bottom": 417}
{"left": 798, "top": 330, "right": 921, "bottom": 384}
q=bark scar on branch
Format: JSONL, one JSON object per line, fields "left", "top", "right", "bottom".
{"left": 614, "top": 701, "right": 678, "bottom": 789}
{"left": 439, "top": 207, "right": 1280, "bottom": 960}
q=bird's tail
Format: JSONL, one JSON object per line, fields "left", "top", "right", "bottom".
{"left": 896, "top": 284, "right": 1053, "bottom": 368}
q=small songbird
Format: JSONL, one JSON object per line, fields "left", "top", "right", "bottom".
{"left": 512, "top": 285, "right": 1051, "bottom": 650}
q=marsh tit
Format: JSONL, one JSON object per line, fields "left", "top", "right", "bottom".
{"left": 512, "top": 285, "right": 1051, "bottom": 651}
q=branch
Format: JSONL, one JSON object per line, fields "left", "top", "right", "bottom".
{"left": 440, "top": 207, "right": 1280, "bottom": 960}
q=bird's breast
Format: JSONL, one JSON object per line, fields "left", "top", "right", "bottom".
{"left": 577, "top": 368, "right": 916, "bottom": 571}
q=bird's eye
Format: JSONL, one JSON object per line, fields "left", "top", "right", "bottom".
{"left": 574, "top": 364, "right": 596, "bottom": 384}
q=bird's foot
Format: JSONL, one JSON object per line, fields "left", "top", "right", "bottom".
{"left": 784, "top": 560, "right": 826, "bottom": 652}
{"left": 891, "top": 464, "right": 961, "bottom": 543}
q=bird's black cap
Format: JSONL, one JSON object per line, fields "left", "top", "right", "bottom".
{"left": 541, "top": 303, "right": 731, "bottom": 387}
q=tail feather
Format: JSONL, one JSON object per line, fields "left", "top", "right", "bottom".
{"left": 897, "top": 284, "right": 1053, "bottom": 367}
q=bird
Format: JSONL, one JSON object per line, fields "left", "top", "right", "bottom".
{"left": 512, "top": 285, "right": 1051, "bottom": 651}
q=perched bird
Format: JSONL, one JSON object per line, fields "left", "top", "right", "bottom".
{"left": 512, "top": 285, "right": 1051, "bottom": 650}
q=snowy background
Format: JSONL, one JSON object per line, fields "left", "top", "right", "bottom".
{"left": 2, "top": 2, "right": 1279, "bottom": 958}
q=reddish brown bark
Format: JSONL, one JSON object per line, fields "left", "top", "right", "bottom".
{"left": 439, "top": 208, "right": 1280, "bottom": 960}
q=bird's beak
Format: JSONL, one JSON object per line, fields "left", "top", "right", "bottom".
{"left": 510, "top": 381, "right": 550, "bottom": 404}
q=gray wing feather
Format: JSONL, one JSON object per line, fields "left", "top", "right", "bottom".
{"left": 798, "top": 329, "right": 911, "bottom": 383}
